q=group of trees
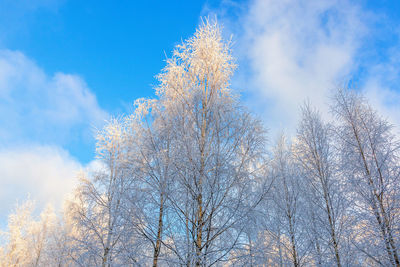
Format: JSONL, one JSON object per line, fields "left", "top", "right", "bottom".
{"left": 1, "top": 21, "right": 399, "bottom": 266}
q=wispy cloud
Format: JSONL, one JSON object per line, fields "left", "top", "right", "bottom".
{"left": 0, "top": 49, "right": 108, "bottom": 226}
{"left": 0, "top": 50, "right": 108, "bottom": 146}
{"left": 362, "top": 40, "right": 400, "bottom": 130}
{"left": 210, "top": 0, "right": 400, "bottom": 136}
{"left": 0, "top": 145, "right": 80, "bottom": 225}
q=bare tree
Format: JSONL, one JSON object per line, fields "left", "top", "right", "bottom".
{"left": 67, "top": 118, "right": 131, "bottom": 267}
{"left": 0, "top": 200, "right": 59, "bottom": 267}
{"left": 123, "top": 98, "right": 175, "bottom": 266}
{"left": 332, "top": 87, "right": 400, "bottom": 266}
{"left": 154, "top": 19, "right": 268, "bottom": 266}
{"left": 269, "top": 135, "right": 308, "bottom": 267}
{"left": 295, "top": 103, "right": 344, "bottom": 267}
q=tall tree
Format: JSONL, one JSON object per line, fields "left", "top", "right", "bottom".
{"left": 332, "top": 87, "right": 400, "bottom": 266}
{"left": 67, "top": 118, "right": 131, "bottom": 266}
{"left": 123, "top": 98, "right": 175, "bottom": 266}
{"left": 269, "top": 135, "right": 306, "bottom": 267}
{"left": 295, "top": 103, "right": 344, "bottom": 267}
{"left": 0, "top": 200, "right": 59, "bottom": 267}
{"left": 154, "top": 19, "right": 267, "bottom": 266}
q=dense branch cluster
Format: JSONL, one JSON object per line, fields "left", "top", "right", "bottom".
{"left": 1, "top": 21, "right": 400, "bottom": 267}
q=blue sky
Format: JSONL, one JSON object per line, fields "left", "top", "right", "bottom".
{"left": 0, "top": 0, "right": 400, "bottom": 225}
{"left": 0, "top": 0, "right": 220, "bottom": 163}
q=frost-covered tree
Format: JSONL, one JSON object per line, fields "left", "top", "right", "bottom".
{"left": 267, "top": 135, "right": 309, "bottom": 267}
{"left": 123, "top": 98, "right": 175, "bottom": 266}
{"left": 295, "top": 103, "right": 345, "bottom": 267}
{"left": 332, "top": 87, "right": 400, "bottom": 266}
{"left": 0, "top": 200, "right": 59, "bottom": 267}
{"left": 153, "top": 19, "right": 267, "bottom": 266}
{"left": 66, "top": 118, "right": 132, "bottom": 266}
{"left": 5, "top": 16, "right": 400, "bottom": 267}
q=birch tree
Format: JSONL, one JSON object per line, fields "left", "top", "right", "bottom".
{"left": 123, "top": 98, "right": 175, "bottom": 266}
{"left": 332, "top": 87, "right": 400, "bottom": 266}
{"left": 67, "top": 118, "right": 132, "bottom": 266}
{"left": 269, "top": 135, "right": 309, "bottom": 267}
{"left": 295, "top": 103, "right": 345, "bottom": 267}
{"left": 0, "top": 200, "right": 59, "bottom": 267}
{"left": 155, "top": 19, "right": 267, "bottom": 266}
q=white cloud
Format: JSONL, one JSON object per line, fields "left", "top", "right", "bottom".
{"left": 236, "top": 0, "right": 366, "bottom": 133}
{"left": 364, "top": 84, "right": 400, "bottom": 131}
{"left": 212, "top": 0, "right": 400, "bottom": 137}
{"left": 0, "top": 49, "right": 108, "bottom": 227}
{"left": 0, "top": 145, "right": 81, "bottom": 226}
{"left": 0, "top": 49, "right": 108, "bottom": 145}
{"left": 359, "top": 41, "right": 400, "bottom": 131}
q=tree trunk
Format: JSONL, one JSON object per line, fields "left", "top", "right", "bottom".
{"left": 288, "top": 216, "right": 299, "bottom": 267}
{"left": 102, "top": 247, "right": 109, "bottom": 267}
{"left": 352, "top": 123, "right": 399, "bottom": 266}
{"left": 152, "top": 193, "right": 165, "bottom": 267}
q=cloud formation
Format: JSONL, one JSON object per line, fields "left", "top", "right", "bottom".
{"left": 0, "top": 50, "right": 108, "bottom": 226}
{"left": 0, "top": 50, "right": 107, "bottom": 146}
{"left": 0, "top": 145, "right": 81, "bottom": 225}
{"left": 215, "top": 0, "right": 400, "bottom": 135}
{"left": 362, "top": 42, "right": 400, "bottom": 130}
